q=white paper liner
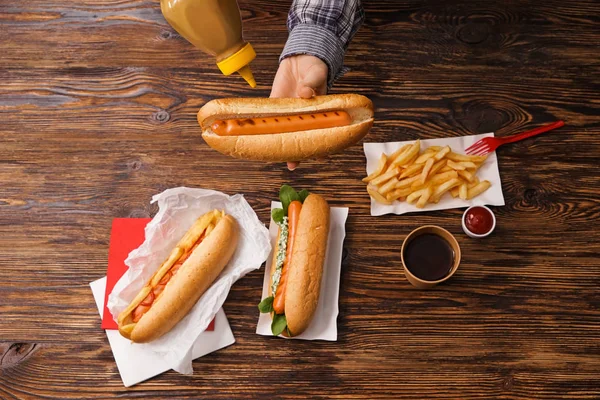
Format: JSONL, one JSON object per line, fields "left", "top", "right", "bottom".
{"left": 107, "top": 187, "right": 271, "bottom": 374}
{"left": 91, "top": 277, "right": 235, "bottom": 387}
{"left": 256, "top": 201, "right": 348, "bottom": 341}
{"left": 364, "top": 133, "right": 505, "bottom": 216}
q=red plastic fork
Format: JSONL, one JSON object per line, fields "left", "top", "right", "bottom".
{"left": 465, "top": 120, "right": 565, "bottom": 156}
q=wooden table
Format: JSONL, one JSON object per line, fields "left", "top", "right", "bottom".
{"left": 1, "top": 1, "right": 599, "bottom": 398}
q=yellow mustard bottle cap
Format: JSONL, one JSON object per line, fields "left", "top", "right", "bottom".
{"left": 216, "top": 43, "right": 257, "bottom": 88}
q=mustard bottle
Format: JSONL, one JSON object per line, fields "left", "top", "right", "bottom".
{"left": 161, "top": 0, "right": 257, "bottom": 88}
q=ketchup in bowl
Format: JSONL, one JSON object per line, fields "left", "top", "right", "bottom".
{"left": 463, "top": 206, "right": 495, "bottom": 237}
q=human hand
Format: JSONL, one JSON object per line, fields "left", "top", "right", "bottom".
{"left": 270, "top": 55, "right": 328, "bottom": 170}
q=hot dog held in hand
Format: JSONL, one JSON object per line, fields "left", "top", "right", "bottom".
{"left": 258, "top": 185, "right": 330, "bottom": 337}
{"left": 117, "top": 210, "right": 239, "bottom": 343}
{"left": 197, "top": 94, "right": 374, "bottom": 162}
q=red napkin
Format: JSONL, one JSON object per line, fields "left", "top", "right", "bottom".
{"left": 102, "top": 218, "right": 214, "bottom": 331}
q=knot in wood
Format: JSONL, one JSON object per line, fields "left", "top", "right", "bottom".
{"left": 457, "top": 22, "right": 490, "bottom": 44}
{"left": 502, "top": 375, "right": 514, "bottom": 390}
{"left": 1, "top": 343, "right": 38, "bottom": 369}
{"left": 523, "top": 188, "right": 538, "bottom": 204}
{"left": 154, "top": 110, "right": 170, "bottom": 123}
{"left": 128, "top": 160, "right": 142, "bottom": 171}
{"left": 129, "top": 209, "right": 150, "bottom": 218}
{"left": 459, "top": 99, "right": 507, "bottom": 134}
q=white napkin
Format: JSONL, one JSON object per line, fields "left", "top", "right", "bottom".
{"left": 256, "top": 201, "right": 348, "bottom": 341}
{"left": 364, "top": 133, "right": 505, "bottom": 216}
{"left": 91, "top": 277, "right": 234, "bottom": 387}
{"left": 107, "top": 187, "right": 271, "bottom": 374}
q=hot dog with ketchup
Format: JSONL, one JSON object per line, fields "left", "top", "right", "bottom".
{"left": 258, "top": 185, "right": 330, "bottom": 337}
{"left": 117, "top": 210, "right": 238, "bottom": 343}
{"left": 197, "top": 94, "right": 374, "bottom": 162}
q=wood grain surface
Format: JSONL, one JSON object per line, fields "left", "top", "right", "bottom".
{"left": 1, "top": 0, "right": 599, "bottom": 398}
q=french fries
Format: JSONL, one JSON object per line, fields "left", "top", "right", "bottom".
{"left": 367, "top": 186, "right": 392, "bottom": 205}
{"left": 412, "top": 170, "right": 458, "bottom": 190}
{"left": 446, "top": 152, "right": 487, "bottom": 163}
{"left": 419, "top": 158, "right": 435, "bottom": 184}
{"left": 364, "top": 142, "right": 492, "bottom": 208}
{"left": 386, "top": 187, "right": 412, "bottom": 202}
{"left": 434, "top": 146, "right": 451, "bottom": 160}
{"left": 371, "top": 167, "right": 400, "bottom": 186}
{"left": 447, "top": 160, "right": 466, "bottom": 171}
{"left": 458, "top": 169, "right": 475, "bottom": 182}
{"left": 414, "top": 151, "right": 435, "bottom": 164}
{"left": 407, "top": 186, "right": 429, "bottom": 204}
{"left": 466, "top": 181, "right": 491, "bottom": 200}
{"left": 397, "top": 175, "right": 422, "bottom": 189}
{"left": 391, "top": 140, "right": 420, "bottom": 167}
{"left": 424, "top": 146, "right": 442, "bottom": 153}
{"left": 363, "top": 154, "right": 388, "bottom": 183}
{"left": 389, "top": 144, "right": 410, "bottom": 161}
{"left": 379, "top": 177, "right": 399, "bottom": 195}
{"left": 431, "top": 178, "right": 462, "bottom": 202}
{"left": 399, "top": 163, "right": 424, "bottom": 179}
{"left": 457, "top": 161, "right": 478, "bottom": 169}
{"left": 429, "top": 159, "right": 447, "bottom": 176}
{"left": 416, "top": 186, "right": 433, "bottom": 209}
{"left": 459, "top": 183, "right": 468, "bottom": 200}
{"left": 467, "top": 177, "right": 480, "bottom": 189}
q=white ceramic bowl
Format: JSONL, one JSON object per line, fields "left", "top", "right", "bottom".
{"left": 462, "top": 205, "right": 496, "bottom": 238}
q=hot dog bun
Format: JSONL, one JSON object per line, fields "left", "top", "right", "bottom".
{"left": 118, "top": 214, "right": 238, "bottom": 343}
{"left": 197, "top": 94, "right": 374, "bottom": 162}
{"left": 282, "top": 194, "right": 330, "bottom": 336}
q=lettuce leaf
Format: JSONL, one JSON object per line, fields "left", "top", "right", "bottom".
{"left": 279, "top": 185, "right": 299, "bottom": 214}
{"left": 271, "top": 208, "right": 285, "bottom": 224}
{"left": 271, "top": 313, "right": 287, "bottom": 336}
{"left": 298, "top": 189, "right": 310, "bottom": 202}
{"left": 258, "top": 296, "right": 274, "bottom": 313}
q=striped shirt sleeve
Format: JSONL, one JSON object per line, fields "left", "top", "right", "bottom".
{"left": 280, "top": 0, "right": 365, "bottom": 88}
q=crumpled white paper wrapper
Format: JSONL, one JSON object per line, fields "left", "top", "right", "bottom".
{"left": 256, "top": 201, "right": 348, "bottom": 341}
{"left": 364, "top": 133, "right": 505, "bottom": 216}
{"left": 108, "top": 187, "right": 271, "bottom": 374}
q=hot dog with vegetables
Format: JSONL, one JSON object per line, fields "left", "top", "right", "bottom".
{"left": 117, "top": 210, "right": 238, "bottom": 343}
{"left": 197, "top": 94, "right": 374, "bottom": 162}
{"left": 258, "top": 185, "right": 330, "bottom": 336}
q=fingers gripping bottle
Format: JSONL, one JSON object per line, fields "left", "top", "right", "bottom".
{"left": 161, "top": 0, "right": 257, "bottom": 87}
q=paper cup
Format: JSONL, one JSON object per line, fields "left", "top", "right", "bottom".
{"left": 400, "top": 225, "right": 461, "bottom": 289}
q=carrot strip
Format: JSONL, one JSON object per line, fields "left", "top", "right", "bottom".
{"left": 273, "top": 200, "right": 302, "bottom": 314}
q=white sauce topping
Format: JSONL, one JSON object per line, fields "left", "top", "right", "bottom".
{"left": 270, "top": 216, "right": 288, "bottom": 296}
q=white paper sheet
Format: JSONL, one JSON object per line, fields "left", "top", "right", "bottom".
{"left": 256, "top": 201, "right": 348, "bottom": 341}
{"left": 91, "top": 277, "right": 235, "bottom": 387}
{"left": 364, "top": 133, "right": 505, "bottom": 216}
{"left": 107, "top": 187, "right": 271, "bottom": 374}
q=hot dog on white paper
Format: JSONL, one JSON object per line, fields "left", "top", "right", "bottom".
{"left": 117, "top": 210, "right": 238, "bottom": 343}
